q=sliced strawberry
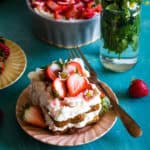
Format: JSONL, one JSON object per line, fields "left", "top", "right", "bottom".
{"left": 67, "top": 73, "right": 88, "bottom": 96}
{"left": 52, "top": 78, "right": 66, "bottom": 99}
{"left": 23, "top": 105, "right": 46, "bottom": 128}
{"left": 57, "top": 0, "right": 71, "bottom": 5}
{"left": 94, "top": 4, "right": 102, "bottom": 13}
{"left": 85, "top": 1, "right": 94, "bottom": 8}
{"left": 50, "top": 63, "right": 62, "bottom": 72}
{"left": 82, "top": 8, "right": 95, "bottom": 19}
{"left": 65, "top": 61, "right": 84, "bottom": 75}
{"left": 54, "top": 11, "right": 64, "bottom": 19}
{"left": 45, "top": 67, "right": 57, "bottom": 80}
{"left": 64, "top": 5, "right": 79, "bottom": 19}
{"left": 45, "top": 63, "right": 61, "bottom": 80}
{"left": 74, "top": 2, "right": 85, "bottom": 11}
{"left": 46, "top": 0, "right": 61, "bottom": 11}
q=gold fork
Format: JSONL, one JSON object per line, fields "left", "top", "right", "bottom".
{"left": 68, "top": 48, "right": 142, "bottom": 137}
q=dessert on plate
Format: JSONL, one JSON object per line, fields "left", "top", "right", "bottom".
{"left": 22, "top": 58, "right": 111, "bottom": 134}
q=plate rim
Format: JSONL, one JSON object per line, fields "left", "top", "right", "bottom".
{"left": 16, "top": 81, "right": 118, "bottom": 146}
{"left": 0, "top": 38, "right": 27, "bottom": 90}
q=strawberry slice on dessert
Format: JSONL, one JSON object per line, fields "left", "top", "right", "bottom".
{"left": 52, "top": 78, "right": 66, "bottom": 99}
{"left": 23, "top": 105, "right": 46, "bottom": 128}
{"left": 67, "top": 73, "right": 88, "bottom": 96}
{"left": 65, "top": 61, "right": 84, "bottom": 75}
{"left": 45, "top": 63, "right": 61, "bottom": 80}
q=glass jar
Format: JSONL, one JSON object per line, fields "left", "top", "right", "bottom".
{"left": 100, "top": 1, "right": 141, "bottom": 72}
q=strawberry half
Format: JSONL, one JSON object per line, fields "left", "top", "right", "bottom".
{"left": 128, "top": 79, "right": 149, "bottom": 98}
{"left": 52, "top": 78, "right": 66, "bottom": 99}
{"left": 65, "top": 61, "right": 84, "bottom": 75}
{"left": 23, "top": 105, "right": 46, "bottom": 128}
{"left": 45, "top": 63, "right": 61, "bottom": 80}
{"left": 67, "top": 73, "right": 88, "bottom": 96}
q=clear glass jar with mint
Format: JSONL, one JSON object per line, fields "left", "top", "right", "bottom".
{"left": 100, "top": 0, "right": 141, "bottom": 72}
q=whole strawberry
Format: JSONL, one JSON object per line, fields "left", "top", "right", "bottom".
{"left": 128, "top": 79, "right": 149, "bottom": 98}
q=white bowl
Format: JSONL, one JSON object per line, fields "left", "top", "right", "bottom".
{"left": 26, "top": 0, "right": 100, "bottom": 48}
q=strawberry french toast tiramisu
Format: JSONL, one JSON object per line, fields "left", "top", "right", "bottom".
{"left": 22, "top": 58, "right": 110, "bottom": 134}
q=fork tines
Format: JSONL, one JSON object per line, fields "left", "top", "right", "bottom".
{"left": 68, "top": 48, "right": 97, "bottom": 76}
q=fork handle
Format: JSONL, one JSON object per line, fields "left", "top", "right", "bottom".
{"left": 113, "top": 102, "right": 142, "bottom": 137}
{"left": 96, "top": 80, "right": 142, "bottom": 137}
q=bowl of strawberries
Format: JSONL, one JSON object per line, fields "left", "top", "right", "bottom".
{"left": 26, "top": 0, "right": 102, "bottom": 48}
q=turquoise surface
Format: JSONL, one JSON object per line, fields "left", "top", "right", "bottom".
{"left": 0, "top": 0, "right": 150, "bottom": 150}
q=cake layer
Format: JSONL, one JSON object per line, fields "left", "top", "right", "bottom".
{"left": 44, "top": 109, "right": 100, "bottom": 132}
{"left": 30, "top": 81, "right": 102, "bottom": 122}
{"left": 51, "top": 104, "right": 101, "bottom": 127}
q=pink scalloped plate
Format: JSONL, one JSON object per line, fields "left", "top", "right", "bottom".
{"left": 16, "top": 81, "right": 117, "bottom": 146}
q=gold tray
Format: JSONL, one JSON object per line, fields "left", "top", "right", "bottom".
{"left": 0, "top": 38, "right": 27, "bottom": 89}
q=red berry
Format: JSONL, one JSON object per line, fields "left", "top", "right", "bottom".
{"left": 128, "top": 79, "right": 149, "bottom": 98}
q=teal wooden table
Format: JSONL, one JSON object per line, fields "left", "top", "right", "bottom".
{"left": 0, "top": 0, "right": 150, "bottom": 150}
